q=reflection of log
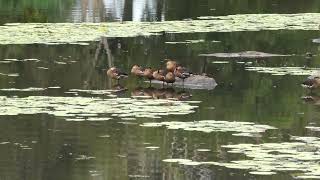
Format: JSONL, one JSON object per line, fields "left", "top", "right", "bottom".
{"left": 132, "top": 87, "right": 192, "bottom": 100}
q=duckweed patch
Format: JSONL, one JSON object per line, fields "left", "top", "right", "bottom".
{"left": 245, "top": 67, "right": 319, "bottom": 76}
{"left": 162, "top": 136, "right": 320, "bottom": 178}
{"left": 0, "top": 13, "right": 320, "bottom": 44}
{"left": 141, "top": 120, "right": 276, "bottom": 137}
{"left": 199, "top": 51, "right": 290, "bottom": 58}
{"left": 0, "top": 95, "right": 198, "bottom": 120}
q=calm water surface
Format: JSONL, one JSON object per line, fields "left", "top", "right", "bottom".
{"left": 0, "top": 0, "right": 320, "bottom": 180}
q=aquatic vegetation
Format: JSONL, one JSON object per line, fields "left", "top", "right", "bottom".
{"left": 199, "top": 51, "right": 290, "bottom": 58}
{"left": 211, "top": 61, "right": 229, "bottom": 64}
{"left": 313, "top": 38, "right": 320, "bottom": 43}
{"left": 306, "top": 126, "right": 320, "bottom": 131}
{"left": 0, "top": 95, "right": 198, "bottom": 120}
{"left": 0, "top": 13, "right": 320, "bottom": 44}
{"left": 0, "top": 87, "right": 46, "bottom": 91}
{"left": 165, "top": 39, "right": 205, "bottom": 44}
{"left": 141, "top": 120, "right": 276, "bottom": 137}
{"left": 162, "top": 136, "right": 320, "bottom": 178}
{"left": 245, "top": 67, "right": 319, "bottom": 76}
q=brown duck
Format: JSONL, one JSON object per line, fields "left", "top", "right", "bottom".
{"left": 165, "top": 71, "right": 175, "bottom": 85}
{"left": 153, "top": 70, "right": 166, "bottom": 85}
{"left": 131, "top": 65, "right": 144, "bottom": 77}
{"left": 143, "top": 67, "right": 154, "bottom": 84}
{"left": 166, "top": 60, "right": 177, "bottom": 72}
{"left": 174, "top": 66, "right": 192, "bottom": 84}
{"left": 106, "top": 67, "right": 128, "bottom": 84}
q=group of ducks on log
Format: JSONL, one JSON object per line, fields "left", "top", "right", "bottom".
{"left": 106, "top": 60, "right": 192, "bottom": 86}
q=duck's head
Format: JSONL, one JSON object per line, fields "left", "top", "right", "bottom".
{"left": 166, "top": 60, "right": 177, "bottom": 72}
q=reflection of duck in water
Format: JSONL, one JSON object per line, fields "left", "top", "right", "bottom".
{"left": 106, "top": 67, "right": 128, "bottom": 84}
{"left": 302, "top": 75, "right": 320, "bottom": 91}
{"left": 301, "top": 95, "right": 320, "bottom": 105}
{"left": 131, "top": 87, "right": 192, "bottom": 100}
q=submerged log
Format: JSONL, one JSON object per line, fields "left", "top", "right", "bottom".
{"left": 150, "top": 75, "right": 217, "bottom": 90}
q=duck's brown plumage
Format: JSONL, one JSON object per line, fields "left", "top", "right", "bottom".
{"left": 107, "top": 67, "right": 128, "bottom": 80}
{"left": 153, "top": 70, "right": 165, "bottom": 82}
{"left": 131, "top": 65, "right": 144, "bottom": 77}
{"left": 143, "top": 68, "right": 154, "bottom": 82}
{"left": 165, "top": 72, "right": 175, "bottom": 84}
{"left": 166, "top": 60, "right": 177, "bottom": 72}
{"left": 174, "top": 66, "right": 192, "bottom": 81}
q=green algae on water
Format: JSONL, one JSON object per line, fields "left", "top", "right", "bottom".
{"left": 0, "top": 95, "right": 198, "bottom": 120}
{"left": 0, "top": 13, "right": 320, "bottom": 44}
{"left": 245, "top": 67, "right": 319, "bottom": 76}
{"left": 141, "top": 120, "right": 276, "bottom": 137}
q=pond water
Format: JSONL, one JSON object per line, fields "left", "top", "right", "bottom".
{"left": 0, "top": 0, "right": 320, "bottom": 180}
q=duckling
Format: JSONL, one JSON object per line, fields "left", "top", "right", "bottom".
{"left": 153, "top": 70, "right": 166, "bottom": 86}
{"left": 166, "top": 60, "right": 177, "bottom": 72}
{"left": 131, "top": 65, "right": 144, "bottom": 77}
{"left": 106, "top": 67, "right": 128, "bottom": 84}
{"left": 165, "top": 72, "right": 176, "bottom": 86}
{"left": 302, "top": 75, "right": 320, "bottom": 90}
{"left": 174, "top": 66, "right": 192, "bottom": 84}
{"left": 143, "top": 67, "right": 154, "bottom": 85}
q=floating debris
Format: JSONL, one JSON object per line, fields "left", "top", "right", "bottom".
{"left": 199, "top": 51, "right": 290, "bottom": 58}
{"left": 141, "top": 120, "right": 276, "bottom": 137}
